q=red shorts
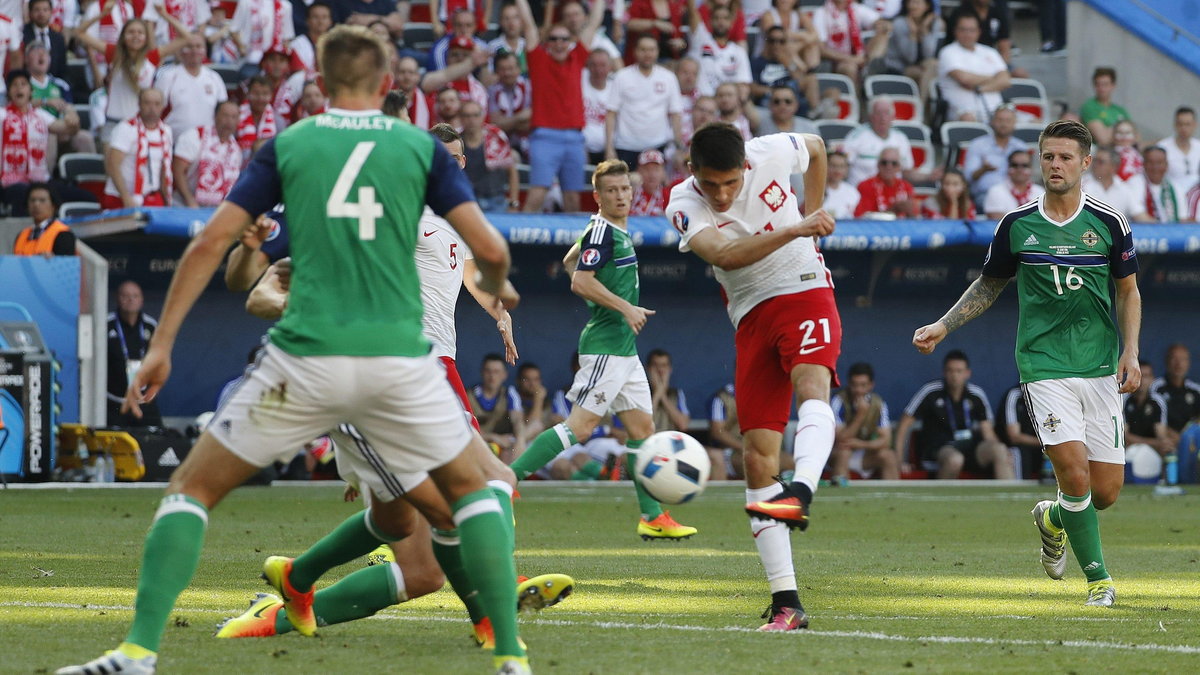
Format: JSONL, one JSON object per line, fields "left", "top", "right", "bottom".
{"left": 734, "top": 288, "right": 842, "bottom": 433}
{"left": 440, "top": 356, "right": 481, "bottom": 432}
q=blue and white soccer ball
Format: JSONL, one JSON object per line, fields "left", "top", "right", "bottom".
{"left": 634, "top": 431, "right": 711, "bottom": 504}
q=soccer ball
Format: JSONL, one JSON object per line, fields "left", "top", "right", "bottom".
{"left": 634, "top": 431, "right": 711, "bottom": 504}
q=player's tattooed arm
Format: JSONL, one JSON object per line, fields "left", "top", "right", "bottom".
{"left": 938, "top": 275, "right": 1008, "bottom": 333}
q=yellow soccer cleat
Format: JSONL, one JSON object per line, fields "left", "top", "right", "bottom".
{"left": 261, "top": 556, "right": 317, "bottom": 636}
{"left": 516, "top": 573, "right": 575, "bottom": 612}
{"left": 637, "top": 511, "right": 697, "bottom": 540}
{"left": 473, "top": 617, "right": 528, "bottom": 651}
{"left": 215, "top": 592, "right": 283, "bottom": 638}
{"left": 365, "top": 544, "right": 395, "bottom": 566}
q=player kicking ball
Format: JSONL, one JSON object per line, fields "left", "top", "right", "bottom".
{"left": 58, "top": 26, "right": 528, "bottom": 675}
{"left": 667, "top": 124, "right": 838, "bottom": 630}
{"left": 913, "top": 119, "right": 1141, "bottom": 607}
{"left": 215, "top": 124, "right": 571, "bottom": 649}
{"left": 509, "top": 160, "right": 697, "bottom": 541}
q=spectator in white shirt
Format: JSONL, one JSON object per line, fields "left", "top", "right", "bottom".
{"left": 1129, "top": 146, "right": 1189, "bottom": 223}
{"left": 937, "top": 12, "right": 1009, "bottom": 122}
{"left": 155, "top": 32, "right": 227, "bottom": 137}
{"left": 172, "top": 100, "right": 241, "bottom": 207}
{"left": 983, "top": 149, "right": 1044, "bottom": 219}
{"left": 1156, "top": 107, "right": 1200, "bottom": 192}
{"left": 1081, "top": 146, "right": 1150, "bottom": 222}
{"left": 231, "top": 0, "right": 294, "bottom": 73}
{"left": 487, "top": 51, "right": 532, "bottom": 152}
{"left": 103, "top": 87, "right": 173, "bottom": 209}
{"left": 962, "top": 104, "right": 1026, "bottom": 206}
{"left": 488, "top": 2, "right": 528, "bottom": 72}
{"left": 842, "top": 96, "right": 913, "bottom": 184}
{"left": 824, "top": 149, "right": 860, "bottom": 218}
{"left": 686, "top": 0, "right": 752, "bottom": 98}
{"left": 289, "top": 1, "right": 333, "bottom": 77}
{"left": 811, "top": 0, "right": 890, "bottom": 82}
{"left": 714, "top": 81, "right": 752, "bottom": 140}
{"left": 582, "top": 46, "right": 613, "bottom": 165}
{"left": 604, "top": 35, "right": 685, "bottom": 166}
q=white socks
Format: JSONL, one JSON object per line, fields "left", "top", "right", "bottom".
{"left": 791, "top": 399, "right": 836, "bottom": 495}
{"left": 747, "top": 486, "right": 796, "bottom": 593}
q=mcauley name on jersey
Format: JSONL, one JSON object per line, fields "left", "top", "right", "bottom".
{"left": 314, "top": 114, "right": 401, "bottom": 131}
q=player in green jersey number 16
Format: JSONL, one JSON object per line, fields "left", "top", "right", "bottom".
{"left": 912, "top": 119, "right": 1142, "bottom": 608}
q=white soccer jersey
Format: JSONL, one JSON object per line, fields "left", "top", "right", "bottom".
{"left": 415, "top": 207, "right": 472, "bottom": 359}
{"left": 607, "top": 64, "right": 683, "bottom": 151}
{"left": 669, "top": 133, "right": 833, "bottom": 327}
{"left": 156, "top": 64, "right": 228, "bottom": 137}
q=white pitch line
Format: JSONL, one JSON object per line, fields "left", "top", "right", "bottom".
{"left": 4, "top": 601, "right": 1198, "bottom": 655}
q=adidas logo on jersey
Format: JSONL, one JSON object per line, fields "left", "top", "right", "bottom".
{"left": 1024, "top": 234, "right": 1039, "bottom": 246}
{"left": 158, "top": 448, "right": 181, "bottom": 467}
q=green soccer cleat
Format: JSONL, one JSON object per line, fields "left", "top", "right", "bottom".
{"left": 1085, "top": 579, "right": 1116, "bottom": 607}
{"left": 1032, "top": 500, "right": 1067, "bottom": 580}
{"left": 517, "top": 573, "right": 575, "bottom": 612}
{"left": 261, "top": 556, "right": 317, "bottom": 636}
{"left": 56, "top": 646, "right": 157, "bottom": 675}
{"left": 215, "top": 592, "right": 283, "bottom": 638}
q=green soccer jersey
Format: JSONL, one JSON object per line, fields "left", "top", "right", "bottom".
{"left": 981, "top": 194, "right": 1139, "bottom": 383}
{"left": 575, "top": 215, "right": 639, "bottom": 356}
{"left": 30, "top": 75, "right": 69, "bottom": 117}
{"left": 226, "top": 109, "right": 475, "bottom": 357}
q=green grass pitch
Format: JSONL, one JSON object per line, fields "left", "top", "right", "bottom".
{"left": 3, "top": 483, "right": 1199, "bottom": 673}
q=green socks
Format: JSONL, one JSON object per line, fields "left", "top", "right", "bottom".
{"left": 275, "top": 563, "right": 402, "bottom": 634}
{"left": 125, "top": 495, "right": 209, "bottom": 652}
{"left": 290, "top": 510, "right": 393, "bottom": 592}
{"left": 453, "top": 489, "right": 523, "bottom": 658}
{"left": 624, "top": 440, "right": 663, "bottom": 521}
{"left": 1053, "top": 491, "right": 1110, "bottom": 582}
{"left": 511, "top": 423, "right": 578, "bottom": 480}
{"left": 571, "top": 459, "right": 605, "bottom": 480}
{"left": 431, "top": 528, "right": 486, "bottom": 623}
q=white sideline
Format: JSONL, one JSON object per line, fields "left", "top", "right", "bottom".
{"left": 3, "top": 601, "right": 1197, "bottom": 655}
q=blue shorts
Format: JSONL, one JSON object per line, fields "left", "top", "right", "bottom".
{"left": 529, "top": 128, "right": 587, "bottom": 192}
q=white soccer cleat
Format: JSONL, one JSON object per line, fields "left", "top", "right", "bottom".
{"left": 1032, "top": 500, "right": 1067, "bottom": 580}
{"left": 1085, "top": 579, "right": 1117, "bottom": 607}
{"left": 56, "top": 649, "right": 156, "bottom": 675}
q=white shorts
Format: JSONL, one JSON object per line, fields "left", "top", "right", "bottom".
{"left": 330, "top": 424, "right": 431, "bottom": 501}
{"left": 566, "top": 354, "right": 652, "bottom": 417}
{"left": 210, "top": 343, "right": 474, "bottom": 490}
{"left": 1023, "top": 376, "right": 1125, "bottom": 464}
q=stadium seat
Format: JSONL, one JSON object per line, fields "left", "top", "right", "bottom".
{"left": 404, "top": 23, "right": 437, "bottom": 52}
{"left": 1013, "top": 123, "right": 1044, "bottom": 145}
{"left": 71, "top": 105, "right": 91, "bottom": 135}
{"left": 65, "top": 57, "right": 92, "bottom": 99}
{"left": 939, "top": 121, "right": 991, "bottom": 169}
{"left": 410, "top": 0, "right": 431, "bottom": 23}
{"left": 1003, "top": 78, "right": 1049, "bottom": 122}
{"left": 59, "top": 201, "right": 101, "bottom": 219}
{"left": 816, "top": 73, "right": 858, "bottom": 121}
{"left": 893, "top": 121, "right": 935, "bottom": 173}
{"left": 211, "top": 64, "right": 242, "bottom": 95}
{"left": 864, "top": 76, "right": 922, "bottom": 120}
{"left": 815, "top": 120, "right": 857, "bottom": 149}
{"left": 58, "top": 152, "right": 107, "bottom": 201}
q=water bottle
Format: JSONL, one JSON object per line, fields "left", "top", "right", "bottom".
{"left": 1165, "top": 449, "right": 1179, "bottom": 486}
{"left": 77, "top": 438, "right": 92, "bottom": 482}
{"left": 102, "top": 452, "right": 116, "bottom": 483}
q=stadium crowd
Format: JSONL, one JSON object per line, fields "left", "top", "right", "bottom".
{"left": 2, "top": 0, "right": 1199, "bottom": 222}
{"left": 8, "top": 1, "right": 1200, "bottom": 486}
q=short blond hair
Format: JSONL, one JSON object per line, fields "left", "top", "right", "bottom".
{"left": 317, "top": 25, "right": 389, "bottom": 98}
{"left": 591, "top": 159, "right": 630, "bottom": 191}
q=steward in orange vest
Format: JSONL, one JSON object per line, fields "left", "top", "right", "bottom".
{"left": 11, "top": 183, "right": 75, "bottom": 255}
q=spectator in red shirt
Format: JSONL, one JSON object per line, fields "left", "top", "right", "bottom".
{"left": 855, "top": 146, "right": 916, "bottom": 217}
{"left": 630, "top": 149, "right": 669, "bottom": 216}
{"left": 921, "top": 169, "right": 976, "bottom": 220}
{"left": 515, "top": 0, "right": 604, "bottom": 212}
{"left": 625, "top": 0, "right": 687, "bottom": 62}
{"left": 698, "top": 0, "right": 748, "bottom": 48}
{"left": 1, "top": 69, "right": 80, "bottom": 216}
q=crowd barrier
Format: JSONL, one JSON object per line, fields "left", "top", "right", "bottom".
{"left": 64, "top": 207, "right": 1200, "bottom": 253}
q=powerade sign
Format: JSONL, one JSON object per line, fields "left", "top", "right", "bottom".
{"left": 26, "top": 361, "right": 43, "bottom": 475}
{"left": 0, "top": 352, "right": 55, "bottom": 481}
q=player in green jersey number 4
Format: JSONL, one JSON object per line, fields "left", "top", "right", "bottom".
{"left": 913, "top": 119, "right": 1142, "bottom": 608}
{"left": 58, "top": 26, "right": 529, "bottom": 675}
{"left": 510, "top": 160, "right": 698, "bottom": 541}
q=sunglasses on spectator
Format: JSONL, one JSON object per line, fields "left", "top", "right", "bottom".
{"left": 547, "top": 35, "right": 571, "bottom": 42}
{"left": 768, "top": 38, "right": 787, "bottom": 44}
{"left": 879, "top": 159, "right": 900, "bottom": 166}
{"left": 771, "top": 98, "right": 796, "bottom": 105}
